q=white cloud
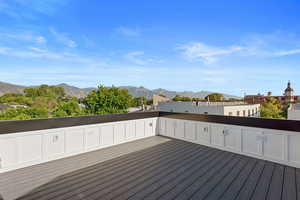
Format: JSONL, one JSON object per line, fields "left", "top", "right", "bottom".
{"left": 178, "top": 33, "right": 300, "bottom": 64}
{"left": 240, "top": 32, "right": 300, "bottom": 57}
{"left": 124, "top": 51, "right": 160, "bottom": 65}
{"left": 0, "top": 46, "right": 96, "bottom": 63}
{"left": 0, "top": 32, "right": 47, "bottom": 44}
{"left": 125, "top": 51, "right": 146, "bottom": 65}
{"left": 178, "top": 42, "right": 243, "bottom": 63}
{"left": 274, "top": 49, "right": 300, "bottom": 56}
{"left": 50, "top": 28, "right": 77, "bottom": 48}
{"left": 116, "top": 26, "right": 140, "bottom": 37}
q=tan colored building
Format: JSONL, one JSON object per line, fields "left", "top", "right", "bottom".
{"left": 153, "top": 94, "right": 170, "bottom": 109}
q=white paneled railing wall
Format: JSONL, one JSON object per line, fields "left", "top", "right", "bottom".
{"left": 159, "top": 117, "right": 300, "bottom": 168}
{"left": 1, "top": 113, "right": 300, "bottom": 173}
{"left": 0, "top": 117, "right": 158, "bottom": 173}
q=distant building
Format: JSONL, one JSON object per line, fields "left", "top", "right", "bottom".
{"left": 245, "top": 81, "right": 300, "bottom": 104}
{"left": 153, "top": 94, "right": 171, "bottom": 110}
{"left": 288, "top": 104, "right": 300, "bottom": 120}
{"left": 244, "top": 94, "right": 266, "bottom": 104}
{"left": 159, "top": 101, "right": 260, "bottom": 117}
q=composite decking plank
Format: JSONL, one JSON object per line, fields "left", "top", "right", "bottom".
{"left": 130, "top": 148, "right": 226, "bottom": 200}
{"left": 282, "top": 167, "right": 297, "bottom": 200}
{"left": 203, "top": 156, "right": 251, "bottom": 200}
{"left": 20, "top": 139, "right": 191, "bottom": 200}
{"left": 163, "top": 153, "right": 237, "bottom": 200}
{"left": 87, "top": 145, "right": 213, "bottom": 200}
{"left": 219, "top": 158, "right": 257, "bottom": 200}
{"left": 188, "top": 156, "right": 245, "bottom": 200}
{"left": 296, "top": 168, "right": 300, "bottom": 200}
{"left": 142, "top": 152, "right": 233, "bottom": 200}
{"left": 234, "top": 160, "right": 265, "bottom": 200}
{"left": 33, "top": 139, "right": 203, "bottom": 200}
{"left": 250, "top": 162, "right": 275, "bottom": 200}
{"left": 100, "top": 147, "right": 216, "bottom": 200}
{"left": 266, "top": 164, "right": 284, "bottom": 200}
{"left": 112, "top": 148, "right": 220, "bottom": 200}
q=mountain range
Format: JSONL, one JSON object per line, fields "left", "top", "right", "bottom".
{"left": 0, "top": 81, "right": 240, "bottom": 99}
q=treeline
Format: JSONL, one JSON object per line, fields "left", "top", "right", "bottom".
{"left": 0, "top": 85, "right": 151, "bottom": 120}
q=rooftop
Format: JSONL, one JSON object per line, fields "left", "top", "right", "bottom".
{"left": 1, "top": 111, "right": 300, "bottom": 200}
{"left": 290, "top": 104, "right": 300, "bottom": 110}
{"left": 1, "top": 136, "right": 299, "bottom": 200}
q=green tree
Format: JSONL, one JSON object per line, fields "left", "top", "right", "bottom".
{"left": 83, "top": 86, "right": 133, "bottom": 114}
{"left": 0, "top": 93, "right": 33, "bottom": 106}
{"left": 131, "top": 97, "right": 147, "bottom": 107}
{"left": 24, "top": 85, "right": 66, "bottom": 112}
{"left": 205, "top": 93, "right": 224, "bottom": 101}
{"left": 53, "top": 100, "right": 82, "bottom": 117}
{"left": 33, "top": 96, "right": 58, "bottom": 112}
{"left": 0, "top": 107, "right": 48, "bottom": 120}
{"left": 24, "top": 85, "right": 65, "bottom": 100}
{"left": 172, "top": 95, "right": 192, "bottom": 101}
{"left": 260, "top": 98, "right": 284, "bottom": 119}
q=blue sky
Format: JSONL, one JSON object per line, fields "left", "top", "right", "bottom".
{"left": 1, "top": 0, "right": 300, "bottom": 96}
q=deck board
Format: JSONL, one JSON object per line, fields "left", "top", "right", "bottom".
{"left": 234, "top": 159, "right": 266, "bottom": 200}
{"left": 266, "top": 164, "right": 284, "bottom": 200}
{"left": 135, "top": 150, "right": 227, "bottom": 200}
{"left": 203, "top": 155, "right": 250, "bottom": 200}
{"left": 0, "top": 136, "right": 299, "bottom": 200}
{"left": 102, "top": 145, "right": 213, "bottom": 200}
{"left": 250, "top": 162, "right": 275, "bottom": 200}
{"left": 188, "top": 156, "right": 242, "bottom": 200}
{"left": 169, "top": 153, "right": 236, "bottom": 200}
{"left": 282, "top": 167, "right": 297, "bottom": 200}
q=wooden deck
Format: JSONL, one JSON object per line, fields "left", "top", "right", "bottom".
{"left": 1, "top": 136, "right": 300, "bottom": 200}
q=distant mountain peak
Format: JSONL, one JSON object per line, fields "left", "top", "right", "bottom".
{"left": 0, "top": 81, "right": 241, "bottom": 99}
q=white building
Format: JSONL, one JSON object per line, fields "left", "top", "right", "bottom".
{"left": 288, "top": 104, "right": 300, "bottom": 120}
{"left": 158, "top": 101, "right": 260, "bottom": 117}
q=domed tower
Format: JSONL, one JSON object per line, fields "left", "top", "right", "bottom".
{"left": 284, "top": 81, "right": 295, "bottom": 103}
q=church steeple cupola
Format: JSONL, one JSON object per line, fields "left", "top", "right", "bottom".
{"left": 284, "top": 81, "right": 294, "bottom": 95}
{"left": 284, "top": 81, "right": 295, "bottom": 103}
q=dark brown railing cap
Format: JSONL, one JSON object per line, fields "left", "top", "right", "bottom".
{"left": 159, "top": 112, "right": 300, "bottom": 133}
{"left": 0, "top": 111, "right": 159, "bottom": 135}
{"left": 1, "top": 111, "right": 300, "bottom": 135}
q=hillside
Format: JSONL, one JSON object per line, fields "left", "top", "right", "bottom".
{"left": 0, "top": 81, "right": 25, "bottom": 96}
{"left": 0, "top": 82, "right": 241, "bottom": 99}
